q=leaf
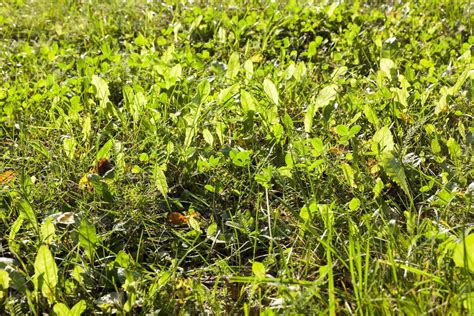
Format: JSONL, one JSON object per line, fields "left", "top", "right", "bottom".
{"left": 153, "top": 164, "right": 168, "bottom": 198}
{"left": 217, "top": 83, "right": 240, "bottom": 104}
{"left": 0, "top": 170, "right": 16, "bottom": 184}
{"left": 96, "top": 139, "right": 114, "bottom": 160}
{"left": 19, "top": 200, "right": 38, "bottom": 233}
{"left": 263, "top": 79, "right": 279, "bottom": 106}
{"left": 252, "top": 261, "right": 266, "bottom": 279}
{"left": 40, "top": 218, "right": 56, "bottom": 244}
{"left": 63, "top": 136, "right": 77, "bottom": 160}
{"left": 349, "top": 198, "right": 361, "bottom": 211}
{"left": 452, "top": 234, "right": 474, "bottom": 273}
{"left": 202, "top": 128, "right": 214, "bottom": 146}
{"left": 91, "top": 75, "right": 110, "bottom": 108}
{"left": 188, "top": 217, "right": 202, "bottom": 233}
{"left": 197, "top": 80, "right": 210, "bottom": 104}
{"left": 8, "top": 217, "right": 23, "bottom": 254}
{"left": 315, "top": 84, "right": 338, "bottom": 109}
{"left": 53, "top": 303, "right": 72, "bottom": 316}
{"left": 363, "top": 104, "right": 379, "bottom": 129}
{"left": 52, "top": 212, "right": 76, "bottom": 225}
{"left": 34, "top": 245, "right": 58, "bottom": 304}
{"left": 341, "top": 163, "right": 356, "bottom": 188}
{"left": 70, "top": 300, "right": 87, "bottom": 316}
{"left": 371, "top": 125, "right": 395, "bottom": 154}
{"left": 168, "top": 212, "right": 188, "bottom": 225}
{"left": 446, "top": 137, "right": 461, "bottom": 159}
{"left": 226, "top": 52, "right": 240, "bottom": 80}
{"left": 81, "top": 115, "right": 91, "bottom": 142}
{"left": 373, "top": 178, "right": 384, "bottom": 199}
{"left": 380, "top": 152, "right": 410, "bottom": 197}
{"left": 299, "top": 200, "right": 317, "bottom": 222}
{"left": 306, "top": 84, "right": 338, "bottom": 132}
{"left": 0, "top": 269, "right": 10, "bottom": 298}
{"left": 244, "top": 59, "right": 253, "bottom": 81}
{"left": 380, "top": 58, "right": 396, "bottom": 80}
{"left": 78, "top": 220, "right": 97, "bottom": 261}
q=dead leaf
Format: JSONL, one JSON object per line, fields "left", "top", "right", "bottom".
{"left": 0, "top": 170, "right": 16, "bottom": 184}
{"left": 168, "top": 212, "right": 188, "bottom": 225}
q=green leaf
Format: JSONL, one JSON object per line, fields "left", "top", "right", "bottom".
{"left": 0, "top": 269, "right": 10, "bottom": 298}
{"left": 305, "top": 84, "right": 338, "bottom": 133}
{"left": 53, "top": 300, "right": 86, "bottom": 316}
{"left": 373, "top": 178, "right": 384, "bottom": 199}
{"left": 63, "top": 136, "right": 77, "bottom": 160}
{"left": 78, "top": 220, "right": 97, "bottom": 261}
{"left": 19, "top": 200, "right": 38, "bottom": 233}
{"left": 226, "top": 52, "right": 240, "bottom": 80}
{"left": 197, "top": 80, "right": 210, "bottom": 104}
{"left": 263, "top": 79, "right": 279, "bottom": 106}
{"left": 335, "top": 125, "right": 349, "bottom": 136}
{"left": 252, "top": 261, "right": 266, "bottom": 279}
{"left": 91, "top": 75, "right": 110, "bottom": 109}
{"left": 299, "top": 200, "right": 317, "bottom": 222}
{"left": 451, "top": 68, "right": 470, "bottom": 95}
{"left": 97, "top": 139, "right": 114, "bottom": 160}
{"left": 315, "top": 84, "right": 338, "bottom": 109}
{"left": 229, "top": 149, "right": 252, "bottom": 167}
{"left": 188, "top": 217, "right": 202, "bottom": 233}
{"left": 380, "top": 58, "right": 396, "bottom": 80}
{"left": 240, "top": 89, "right": 257, "bottom": 114}
{"left": 217, "top": 83, "right": 240, "bottom": 105}
{"left": 53, "top": 303, "right": 71, "bottom": 316}
{"left": 372, "top": 125, "right": 395, "bottom": 154}
{"left": 40, "top": 218, "right": 56, "bottom": 244}
{"left": 34, "top": 245, "right": 58, "bottom": 304}
{"left": 115, "top": 251, "right": 134, "bottom": 269}
{"left": 153, "top": 164, "right": 168, "bottom": 198}
{"left": 341, "top": 163, "right": 356, "bottom": 188}
{"left": 318, "top": 203, "right": 334, "bottom": 228}
{"left": 363, "top": 104, "right": 379, "bottom": 129}
{"left": 349, "top": 198, "right": 361, "bottom": 211}
{"left": 202, "top": 128, "right": 214, "bottom": 146}
{"left": 81, "top": 115, "right": 91, "bottom": 142}
{"left": 8, "top": 217, "right": 23, "bottom": 254}
{"left": 446, "top": 137, "right": 461, "bottom": 159}
{"left": 244, "top": 59, "right": 253, "bottom": 81}
{"left": 380, "top": 152, "right": 410, "bottom": 197}
{"left": 453, "top": 234, "right": 474, "bottom": 273}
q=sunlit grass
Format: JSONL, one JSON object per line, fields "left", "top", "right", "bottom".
{"left": 0, "top": 0, "right": 472, "bottom": 314}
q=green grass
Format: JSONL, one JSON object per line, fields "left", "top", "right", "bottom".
{"left": 0, "top": 0, "right": 473, "bottom": 314}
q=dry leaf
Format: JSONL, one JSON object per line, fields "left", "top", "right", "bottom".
{"left": 168, "top": 212, "right": 188, "bottom": 225}
{"left": 52, "top": 212, "right": 76, "bottom": 225}
{"left": 0, "top": 170, "right": 16, "bottom": 184}
{"left": 97, "top": 158, "right": 114, "bottom": 177}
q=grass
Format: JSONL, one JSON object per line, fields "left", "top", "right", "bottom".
{"left": 0, "top": 0, "right": 473, "bottom": 314}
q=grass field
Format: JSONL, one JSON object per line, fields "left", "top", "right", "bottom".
{"left": 0, "top": 0, "right": 473, "bottom": 314}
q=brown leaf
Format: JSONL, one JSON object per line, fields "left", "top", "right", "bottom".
{"left": 168, "top": 212, "right": 188, "bottom": 225}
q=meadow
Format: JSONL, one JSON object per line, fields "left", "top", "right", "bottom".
{"left": 0, "top": 1, "right": 473, "bottom": 314}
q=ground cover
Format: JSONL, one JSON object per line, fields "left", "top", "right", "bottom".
{"left": 0, "top": 0, "right": 473, "bottom": 314}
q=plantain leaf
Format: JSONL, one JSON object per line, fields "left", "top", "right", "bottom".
{"left": 263, "top": 79, "right": 279, "bottom": 106}
{"left": 34, "top": 245, "right": 58, "bottom": 305}
{"left": 91, "top": 75, "right": 110, "bottom": 109}
{"left": 226, "top": 52, "right": 240, "bottom": 80}
{"left": 452, "top": 234, "right": 474, "bottom": 273}
{"left": 19, "top": 200, "right": 38, "bottom": 233}
{"left": 78, "top": 220, "right": 97, "bottom": 262}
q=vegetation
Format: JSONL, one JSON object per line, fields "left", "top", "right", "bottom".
{"left": 0, "top": 0, "right": 473, "bottom": 314}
